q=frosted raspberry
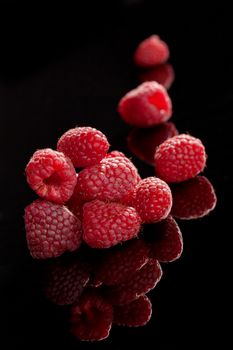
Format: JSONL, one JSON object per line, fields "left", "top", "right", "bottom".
{"left": 106, "top": 150, "right": 126, "bottom": 158}
{"left": 76, "top": 156, "right": 139, "bottom": 203}
{"left": 24, "top": 199, "right": 82, "bottom": 259}
{"left": 70, "top": 289, "right": 113, "bottom": 341}
{"left": 171, "top": 176, "right": 217, "bottom": 219}
{"left": 26, "top": 148, "right": 77, "bottom": 204}
{"left": 83, "top": 200, "right": 142, "bottom": 248}
{"left": 135, "top": 177, "right": 172, "bottom": 223}
{"left": 57, "top": 127, "right": 109, "bottom": 168}
{"left": 105, "top": 259, "right": 162, "bottom": 305}
{"left": 139, "top": 63, "right": 175, "bottom": 90}
{"left": 155, "top": 134, "right": 207, "bottom": 183}
{"left": 147, "top": 216, "right": 183, "bottom": 263}
{"left": 95, "top": 239, "right": 149, "bottom": 285}
{"left": 45, "top": 255, "right": 90, "bottom": 305}
{"left": 114, "top": 295, "right": 152, "bottom": 327}
{"left": 127, "top": 122, "right": 178, "bottom": 165}
{"left": 118, "top": 82, "right": 172, "bottom": 127}
{"left": 134, "top": 35, "right": 170, "bottom": 67}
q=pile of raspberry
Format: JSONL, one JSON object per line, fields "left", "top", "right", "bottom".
{"left": 24, "top": 35, "right": 217, "bottom": 342}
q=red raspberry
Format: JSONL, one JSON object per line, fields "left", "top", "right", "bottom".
{"left": 127, "top": 122, "right": 178, "bottom": 165}
{"left": 45, "top": 255, "right": 90, "bottom": 305}
{"left": 24, "top": 199, "right": 82, "bottom": 259}
{"left": 76, "top": 156, "right": 139, "bottom": 203}
{"left": 83, "top": 200, "right": 141, "bottom": 248}
{"left": 135, "top": 177, "right": 172, "bottom": 223}
{"left": 114, "top": 295, "right": 152, "bottom": 327}
{"left": 154, "top": 134, "right": 207, "bottom": 183}
{"left": 118, "top": 82, "right": 172, "bottom": 127}
{"left": 26, "top": 148, "right": 77, "bottom": 204}
{"left": 70, "top": 289, "right": 113, "bottom": 341}
{"left": 57, "top": 127, "right": 109, "bottom": 168}
{"left": 147, "top": 216, "right": 183, "bottom": 263}
{"left": 139, "top": 63, "right": 175, "bottom": 90}
{"left": 105, "top": 259, "right": 162, "bottom": 305}
{"left": 95, "top": 239, "right": 149, "bottom": 285}
{"left": 171, "top": 176, "right": 217, "bottom": 219}
{"left": 134, "top": 35, "right": 170, "bottom": 67}
{"left": 106, "top": 150, "right": 126, "bottom": 158}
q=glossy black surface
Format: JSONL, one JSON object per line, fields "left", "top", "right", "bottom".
{"left": 0, "top": 2, "right": 230, "bottom": 348}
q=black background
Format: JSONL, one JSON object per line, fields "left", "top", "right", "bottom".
{"left": 0, "top": 1, "right": 230, "bottom": 349}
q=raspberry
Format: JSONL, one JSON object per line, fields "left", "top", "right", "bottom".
{"left": 57, "top": 127, "right": 109, "bottom": 168}
{"left": 134, "top": 35, "right": 170, "bottom": 67}
{"left": 106, "top": 151, "right": 142, "bottom": 182}
{"left": 114, "top": 295, "right": 152, "bottom": 327}
{"left": 127, "top": 122, "right": 178, "bottom": 165}
{"left": 154, "top": 134, "right": 207, "bottom": 183}
{"left": 139, "top": 63, "right": 175, "bottom": 90}
{"left": 106, "top": 150, "right": 126, "bottom": 158}
{"left": 147, "top": 216, "right": 183, "bottom": 263}
{"left": 135, "top": 177, "right": 172, "bottom": 223}
{"left": 70, "top": 289, "right": 113, "bottom": 341}
{"left": 45, "top": 255, "right": 90, "bottom": 305}
{"left": 118, "top": 82, "right": 172, "bottom": 127}
{"left": 26, "top": 148, "right": 77, "bottom": 204}
{"left": 104, "top": 259, "right": 162, "bottom": 305}
{"left": 76, "top": 156, "right": 139, "bottom": 203}
{"left": 83, "top": 200, "right": 141, "bottom": 248}
{"left": 24, "top": 199, "right": 82, "bottom": 259}
{"left": 171, "top": 176, "right": 217, "bottom": 219}
{"left": 95, "top": 239, "right": 149, "bottom": 285}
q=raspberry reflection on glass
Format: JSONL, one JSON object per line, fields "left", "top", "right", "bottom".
{"left": 23, "top": 34, "right": 217, "bottom": 342}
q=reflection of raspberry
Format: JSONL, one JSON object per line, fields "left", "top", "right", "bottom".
{"left": 118, "top": 82, "right": 172, "bottom": 127}
{"left": 135, "top": 177, "right": 172, "bottom": 223}
{"left": 24, "top": 199, "right": 82, "bottom": 259}
{"left": 127, "top": 122, "right": 178, "bottom": 166}
{"left": 105, "top": 259, "right": 162, "bottom": 305}
{"left": 147, "top": 216, "right": 183, "bottom": 263}
{"left": 88, "top": 275, "right": 103, "bottom": 288}
{"left": 96, "top": 239, "right": 149, "bottom": 285}
{"left": 139, "top": 64, "right": 175, "bottom": 90}
{"left": 171, "top": 176, "right": 217, "bottom": 219}
{"left": 76, "top": 156, "right": 139, "bottom": 203}
{"left": 114, "top": 295, "right": 152, "bottom": 327}
{"left": 134, "top": 35, "right": 170, "bottom": 67}
{"left": 57, "top": 127, "right": 109, "bottom": 168}
{"left": 83, "top": 200, "right": 141, "bottom": 248}
{"left": 155, "top": 134, "right": 207, "bottom": 183}
{"left": 45, "top": 256, "right": 90, "bottom": 305}
{"left": 26, "top": 148, "right": 77, "bottom": 204}
{"left": 70, "top": 289, "right": 113, "bottom": 341}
